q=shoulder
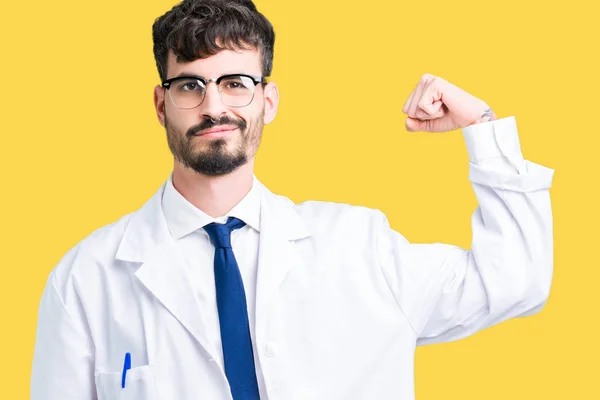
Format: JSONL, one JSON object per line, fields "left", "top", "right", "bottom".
{"left": 48, "top": 211, "right": 134, "bottom": 299}
{"left": 293, "top": 199, "right": 390, "bottom": 237}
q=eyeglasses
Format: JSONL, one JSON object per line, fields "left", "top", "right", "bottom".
{"left": 161, "top": 74, "right": 267, "bottom": 109}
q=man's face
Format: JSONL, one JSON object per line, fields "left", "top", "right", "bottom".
{"left": 154, "top": 48, "right": 278, "bottom": 176}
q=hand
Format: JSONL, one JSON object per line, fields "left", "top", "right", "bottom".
{"left": 402, "top": 74, "right": 497, "bottom": 132}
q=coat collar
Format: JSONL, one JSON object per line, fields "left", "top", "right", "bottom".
{"left": 115, "top": 176, "right": 311, "bottom": 263}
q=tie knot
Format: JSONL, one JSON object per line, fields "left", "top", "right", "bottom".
{"left": 203, "top": 217, "right": 246, "bottom": 249}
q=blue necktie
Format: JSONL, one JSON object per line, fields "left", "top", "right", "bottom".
{"left": 203, "top": 217, "right": 260, "bottom": 400}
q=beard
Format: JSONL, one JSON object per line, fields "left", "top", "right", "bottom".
{"left": 165, "top": 111, "right": 264, "bottom": 176}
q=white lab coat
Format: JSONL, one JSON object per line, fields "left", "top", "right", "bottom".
{"left": 31, "top": 117, "right": 554, "bottom": 400}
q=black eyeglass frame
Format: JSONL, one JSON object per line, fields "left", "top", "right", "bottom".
{"left": 161, "top": 73, "right": 268, "bottom": 109}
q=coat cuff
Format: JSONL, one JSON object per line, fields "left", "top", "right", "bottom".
{"left": 461, "top": 116, "right": 526, "bottom": 174}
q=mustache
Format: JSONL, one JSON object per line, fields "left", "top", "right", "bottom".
{"left": 186, "top": 116, "right": 247, "bottom": 137}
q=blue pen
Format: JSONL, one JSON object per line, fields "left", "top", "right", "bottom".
{"left": 121, "top": 352, "right": 131, "bottom": 389}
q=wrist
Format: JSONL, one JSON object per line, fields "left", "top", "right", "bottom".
{"left": 465, "top": 108, "right": 497, "bottom": 127}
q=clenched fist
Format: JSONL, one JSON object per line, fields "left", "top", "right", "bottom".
{"left": 402, "top": 74, "right": 497, "bottom": 132}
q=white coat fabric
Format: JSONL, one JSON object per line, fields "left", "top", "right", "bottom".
{"left": 30, "top": 116, "right": 555, "bottom": 400}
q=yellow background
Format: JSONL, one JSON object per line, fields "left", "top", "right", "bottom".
{"left": 1, "top": 0, "right": 598, "bottom": 398}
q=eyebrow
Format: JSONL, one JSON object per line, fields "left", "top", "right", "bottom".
{"left": 174, "top": 72, "right": 202, "bottom": 79}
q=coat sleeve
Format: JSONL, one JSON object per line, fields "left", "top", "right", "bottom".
{"left": 375, "top": 116, "right": 555, "bottom": 346}
{"left": 30, "top": 248, "right": 97, "bottom": 399}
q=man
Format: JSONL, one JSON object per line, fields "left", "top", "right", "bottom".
{"left": 30, "top": 0, "right": 555, "bottom": 399}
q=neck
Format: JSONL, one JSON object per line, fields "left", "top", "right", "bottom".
{"left": 171, "top": 160, "right": 255, "bottom": 219}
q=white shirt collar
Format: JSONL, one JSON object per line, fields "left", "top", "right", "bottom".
{"left": 161, "top": 171, "right": 261, "bottom": 240}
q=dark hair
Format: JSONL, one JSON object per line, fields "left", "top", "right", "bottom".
{"left": 152, "top": 0, "right": 275, "bottom": 83}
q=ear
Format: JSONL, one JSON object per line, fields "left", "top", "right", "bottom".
{"left": 262, "top": 81, "right": 279, "bottom": 125}
{"left": 153, "top": 85, "right": 166, "bottom": 127}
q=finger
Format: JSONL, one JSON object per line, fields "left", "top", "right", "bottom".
{"left": 417, "top": 82, "right": 443, "bottom": 114}
{"left": 415, "top": 100, "right": 445, "bottom": 120}
{"left": 407, "top": 81, "right": 427, "bottom": 118}
{"left": 402, "top": 89, "right": 415, "bottom": 115}
{"left": 402, "top": 79, "right": 421, "bottom": 114}
{"left": 405, "top": 117, "right": 425, "bottom": 132}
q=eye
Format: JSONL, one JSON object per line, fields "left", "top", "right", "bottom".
{"left": 225, "top": 81, "right": 242, "bottom": 89}
{"left": 220, "top": 76, "right": 252, "bottom": 92}
{"left": 181, "top": 82, "right": 199, "bottom": 91}
{"left": 175, "top": 79, "right": 205, "bottom": 92}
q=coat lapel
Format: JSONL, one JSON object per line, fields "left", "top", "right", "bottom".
{"left": 114, "top": 182, "right": 220, "bottom": 362}
{"left": 254, "top": 181, "right": 312, "bottom": 345}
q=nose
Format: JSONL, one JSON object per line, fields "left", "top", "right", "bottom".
{"left": 198, "top": 81, "right": 229, "bottom": 120}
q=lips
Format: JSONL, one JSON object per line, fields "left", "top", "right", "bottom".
{"left": 195, "top": 126, "right": 238, "bottom": 136}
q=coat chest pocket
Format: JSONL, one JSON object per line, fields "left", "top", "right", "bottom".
{"left": 95, "top": 364, "right": 158, "bottom": 400}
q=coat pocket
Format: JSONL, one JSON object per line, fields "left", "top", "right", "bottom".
{"left": 95, "top": 364, "right": 158, "bottom": 400}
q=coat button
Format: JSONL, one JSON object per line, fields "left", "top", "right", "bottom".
{"left": 265, "top": 342, "right": 278, "bottom": 357}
